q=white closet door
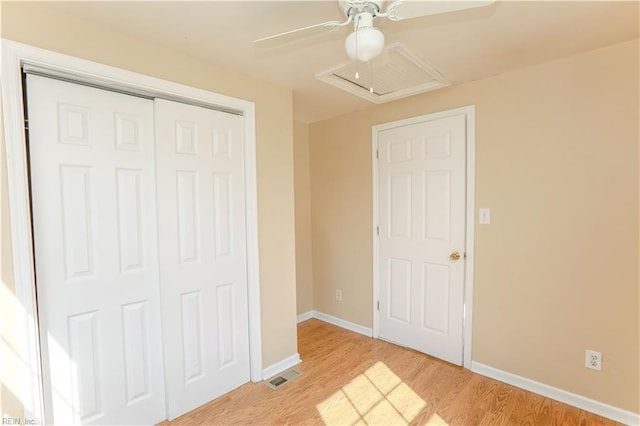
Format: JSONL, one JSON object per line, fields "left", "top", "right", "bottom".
{"left": 154, "top": 99, "right": 250, "bottom": 419}
{"left": 27, "top": 75, "right": 166, "bottom": 424}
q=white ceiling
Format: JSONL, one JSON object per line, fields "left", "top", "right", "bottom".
{"left": 47, "top": 1, "right": 639, "bottom": 123}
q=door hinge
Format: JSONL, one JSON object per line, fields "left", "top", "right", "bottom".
{"left": 376, "top": 225, "right": 379, "bottom": 236}
{"left": 376, "top": 149, "right": 379, "bottom": 159}
{"left": 377, "top": 301, "right": 380, "bottom": 310}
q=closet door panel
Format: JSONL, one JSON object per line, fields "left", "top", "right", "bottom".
{"left": 27, "top": 75, "right": 166, "bottom": 425}
{"left": 154, "top": 99, "right": 250, "bottom": 420}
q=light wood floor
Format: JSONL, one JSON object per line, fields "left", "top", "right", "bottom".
{"left": 164, "top": 319, "right": 619, "bottom": 425}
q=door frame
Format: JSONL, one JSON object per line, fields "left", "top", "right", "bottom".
{"left": 1, "top": 39, "right": 263, "bottom": 424}
{"left": 371, "top": 105, "right": 476, "bottom": 368}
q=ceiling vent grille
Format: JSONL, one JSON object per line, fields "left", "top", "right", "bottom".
{"left": 316, "top": 43, "right": 450, "bottom": 104}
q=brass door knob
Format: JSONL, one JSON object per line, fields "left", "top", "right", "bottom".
{"left": 450, "top": 251, "right": 461, "bottom": 261}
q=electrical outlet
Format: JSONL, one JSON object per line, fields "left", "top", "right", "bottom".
{"left": 335, "top": 289, "right": 342, "bottom": 302}
{"left": 585, "top": 349, "right": 602, "bottom": 371}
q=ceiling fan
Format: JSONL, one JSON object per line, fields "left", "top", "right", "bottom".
{"left": 254, "top": 0, "right": 495, "bottom": 62}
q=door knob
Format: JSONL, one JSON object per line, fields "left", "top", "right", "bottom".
{"left": 450, "top": 251, "right": 461, "bottom": 261}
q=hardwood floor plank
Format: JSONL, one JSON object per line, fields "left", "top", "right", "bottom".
{"left": 507, "top": 387, "right": 530, "bottom": 425}
{"left": 162, "top": 319, "right": 622, "bottom": 425}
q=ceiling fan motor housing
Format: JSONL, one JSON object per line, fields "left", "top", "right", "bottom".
{"left": 339, "top": 0, "right": 385, "bottom": 18}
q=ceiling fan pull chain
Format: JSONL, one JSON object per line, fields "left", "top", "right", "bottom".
{"left": 369, "top": 59, "right": 374, "bottom": 94}
{"left": 355, "top": 14, "right": 360, "bottom": 80}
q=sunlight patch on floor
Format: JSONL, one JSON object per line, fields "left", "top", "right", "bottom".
{"left": 425, "top": 413, "right": 449, "bottom": 425}
{"left": 316, "top": 361, "right": 436, "bottom": 425}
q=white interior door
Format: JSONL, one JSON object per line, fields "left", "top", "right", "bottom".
{"left": 27, "top": 75, "right": 166, "bottom": 424}
{"left": 377, "top": 114, "right": 466, "bottom": 365}
{"left": 154, "top": 99, "right": 250, "bottom": 419}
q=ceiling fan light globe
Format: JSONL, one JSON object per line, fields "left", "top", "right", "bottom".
{"left": 345, "top": 27, "right": 385, "bottom": 62}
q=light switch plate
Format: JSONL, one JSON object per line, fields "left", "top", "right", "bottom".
{"left": 479, "top": 208, "right": 491, "bottom": 224}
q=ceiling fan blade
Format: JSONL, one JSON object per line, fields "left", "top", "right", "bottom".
{"left": 254, "top": 20, "right": 345, "bottom": 48}
{"left": 385, "top": 0, "right": 495, "bottom": 21}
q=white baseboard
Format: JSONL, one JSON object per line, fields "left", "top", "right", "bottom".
{"left": 262, "top": 353, "right": 301, "bottom": 380}
{"left": 297, "top": 311, "right": 314, "bottom": 323}
{"left": 471, "top": 362, "right": 640, "bottom": 425}
{"left": 311, "top": 311, "right": 373, "bottom": 337}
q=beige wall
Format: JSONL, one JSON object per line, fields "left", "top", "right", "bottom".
{"left": 310, "top": 110, "right": 374, "bottom": 324}
{"left": 293, "top": 121, "right": 313, "bottom": 315}
{"left": 0, "top": 1, "right": 297, "bottom": 417}
{"left": 1, "top": 85, "right": 25, "bottom": 420}
{"left": 309, "top": 39, "right": 639, "bottom": 412}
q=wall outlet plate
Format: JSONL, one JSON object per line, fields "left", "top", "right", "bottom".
{"left": 585, "top": 349, "right": 602, "bottom": 371}
{"left": 335, "top": 289, "right": 342, "bottom": 302}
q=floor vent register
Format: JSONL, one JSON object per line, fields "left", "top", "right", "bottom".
{"left": 265, "top": 368, "right": 302, "bottom": 390}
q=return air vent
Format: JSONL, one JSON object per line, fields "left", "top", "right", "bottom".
{"left": 265, "top": 368, "right": 302, "bottom": 390}
{"left": 316, "top": 43, "right": 450, "bottom": 104}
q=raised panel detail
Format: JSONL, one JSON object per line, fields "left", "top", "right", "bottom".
{"left": 388, "top": 258, "right": 411, "bottom": 324}
{"left": 176, "top": 171, "right": 199, "bottom": 263}
{"left": 175, "top": 121, "right": 198, "bottom": 154}
{"left": 116, "top": 169, "right": 144, "bottom": 272}
{"left": 216, "top": 283, "right": 235, "bottom": 368}
{"left": 212, "top": 128, "right": 232, "bottom": 160}
{"left": 122, "top": 302, "right": 150, "bottom": 404}
{"left": 60, "top": 166, "right": 94, "bottom": 280}
{"left": 213, "top": 174, "right": 233, "bottom": 258}
{"left": 388, "top": 174, "right": 411, "bottom": 238}
{"left": 181, "top": 291, "right": 204, "bottom": 383}
{"left": 388, "top": 138, "right": 412, "bottom": 163}
{"left": 424, "top": 133, "right": 451, "bottom": 158}
{"left": 424, "top": 171, "right": 451, "bottom": 241}
{"left": 422, "top": 263, "right": 450, "bottom": 334}
{"left": 67, "top": 311, "right": 103, "bottom": 421}
{"left": 115, "top": 113, "right": 143, "bottom": 151}
{"left": 58, "top": 103, "right": 90, "bottom": 145}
